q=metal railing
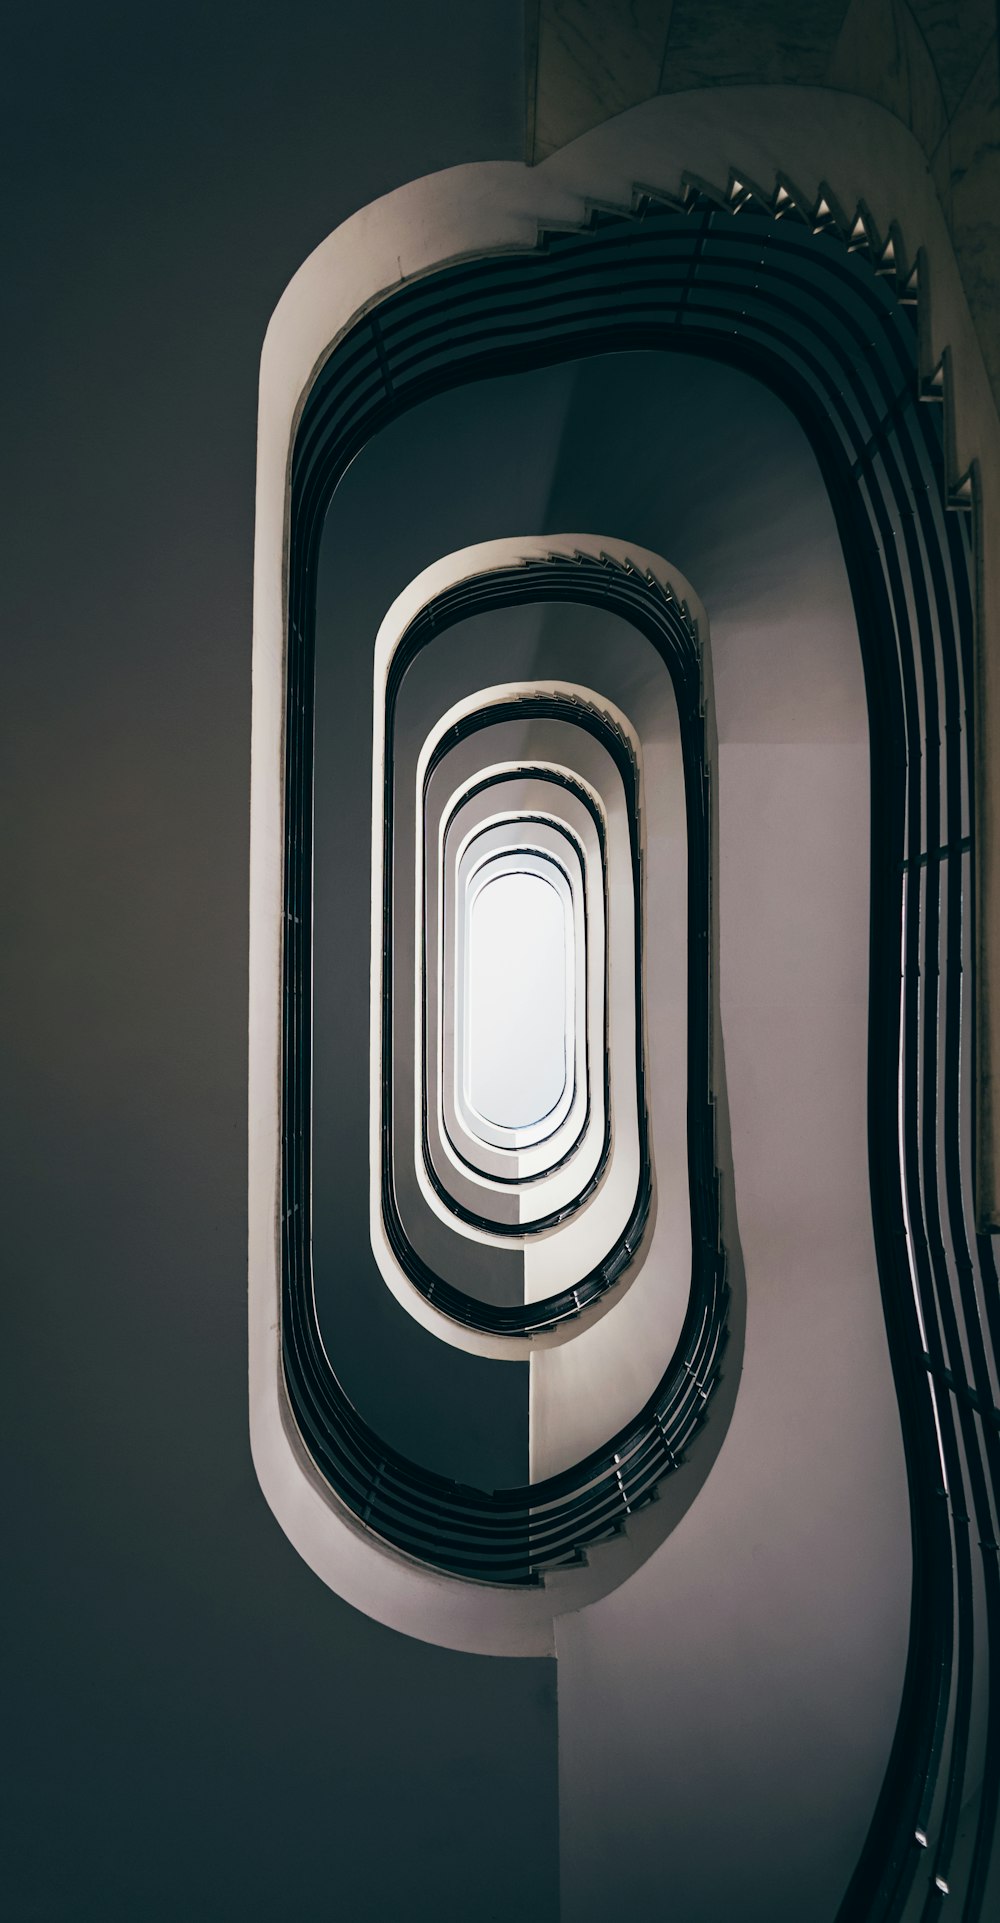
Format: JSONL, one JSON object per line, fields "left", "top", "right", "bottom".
{"left": 281, "top": 183, "right": 998, "bottom": 1917}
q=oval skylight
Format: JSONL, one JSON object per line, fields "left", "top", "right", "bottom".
{"left": 464, "top": 867, "right": 570, "bottom": 1130}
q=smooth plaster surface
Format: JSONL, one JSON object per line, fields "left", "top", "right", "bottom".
{"left": 549, "top": 358, "right": 908, "bottom": 1923}
{"left": 4, "top": 12, "right": 975, "bottom": 1918}
{"left": 2, "top": 8, "right": 562, "bottom": 1920}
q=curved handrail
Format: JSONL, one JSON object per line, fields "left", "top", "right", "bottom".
{"left": 281, "top": 185, "right": 999, "bottom": 1914}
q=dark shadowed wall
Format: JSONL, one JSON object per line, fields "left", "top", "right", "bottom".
{"left": 1, "top": 8, "right": 564, "bottom": 1921}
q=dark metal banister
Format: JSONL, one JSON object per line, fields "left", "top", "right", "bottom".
{"left": 277, "top": 189, "right": 998, "bottom": 1915}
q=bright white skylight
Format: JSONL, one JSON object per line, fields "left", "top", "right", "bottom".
{"left": 465, "top": 868, "right": 570, "bottom": 1130}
